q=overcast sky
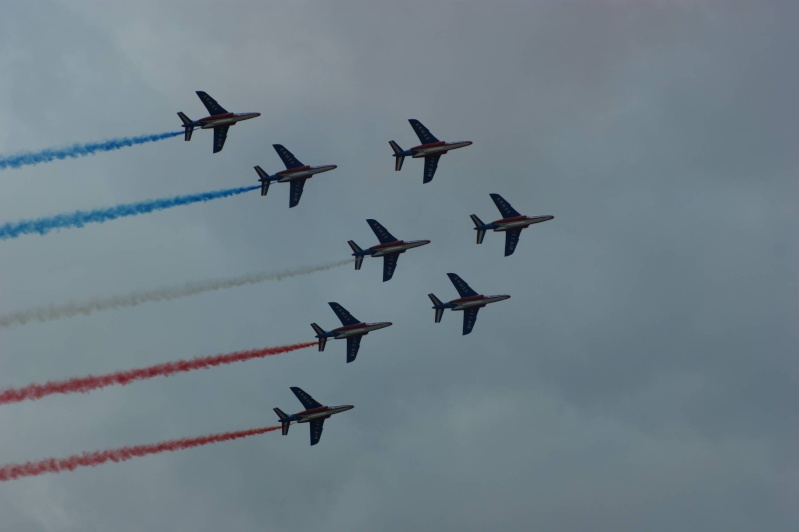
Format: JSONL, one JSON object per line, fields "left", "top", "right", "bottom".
{"left": 0, "top": 1, "right": 796, "bottom": 530}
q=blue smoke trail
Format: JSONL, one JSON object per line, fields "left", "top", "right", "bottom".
{"left": 0, "top": 185, "right": 259, "bottom": 240}
{"left": 0, "top": 131, "right": 183, "bottom": 171}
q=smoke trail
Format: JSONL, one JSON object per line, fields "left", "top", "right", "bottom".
{"left": 0, "top": 131, "right": 183, "bottom": 171}
{"left": 0, "top": 259, "right": 350, "bottom": 329}
{"left": 0, "top": 342, "right": 316, "bottom": 406}
{"left": 0, "top": 185, "right": 259, "bottom": 241}
{"left": 0, "top": 425, "right": 281, "bottom": 482}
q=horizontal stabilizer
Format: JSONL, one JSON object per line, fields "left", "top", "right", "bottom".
{"left": 273, "top": 408, "right": 291, "bottom": 435}
{"left": 348, "top": 241, "right": 365, "bottom": 270}
{"left": 255, "top": 166, "right": 270, "bottom": 196}
{"left": 254, "top": 165, "right": 268, "bottom": 180}
{"left": 428, "top": 293, "right": 445, "bottom": 323}
{"left": 471, "top": 214, "right": 487, "bottom": 244}
{"left": 310, "top": 323, "right": 327, "bottom": 351}
{"left": 389, "top": 141, "right": 405, "bottom": 171}
{"left": 178, "top": 112, "right": 193, "bottom": 141}
{"left": 347, "top": 240, "right": 362, "bottom": 254}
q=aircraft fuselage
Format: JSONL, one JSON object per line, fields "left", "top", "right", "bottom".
{"left": 198, "top": 112, "right": 261, "bottom": 129}
{"left": 331, "top": 321, "right": 393, "bottom": 339}
{"left": 275, "top": 165, "right": 337, "bottom": 182}
{"left": 369, "top": 239, "right": 431, "bottom": 257}
{"left": 491, "top": 215, "right": 554, "bottom": 231}
{"left": 293, "top": 405, "right": 354, "bottom": 423}
{"left": 449, "top": 294, "right": 510, "bottom": 311}
{"left": 410, "top": 141, "right": 473, "bottom": 158}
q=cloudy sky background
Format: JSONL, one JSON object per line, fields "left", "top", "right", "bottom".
{"left": 0, "top": 1, "right": 796, "bottom": 530}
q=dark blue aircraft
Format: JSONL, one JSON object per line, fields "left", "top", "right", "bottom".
{"left": 347, "top": 219, "right": 430, "bottom": 282}
{"left": 470, "top": 194, "right": 554, "bottom": 256}
{"left": 428, "top": 273, "right": 510, "bottom": 335}
{"left": 274, "top": 387, "right": 353, "bottom": 446}
{"left": 311, "top": 303, "right": 392, "bottom": 363}
{"left": 254, "top": 144, "right": 337, "bottom": 208}
{"left": 389, "top": 119, "right": 472, "bottom": 183}
{"left": 177, "top": 91, "right": 260, "bottom": 153}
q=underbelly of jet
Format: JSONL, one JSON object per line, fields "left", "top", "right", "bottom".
{"left": 452, "top": 301, "right": 487, "bottom": 310}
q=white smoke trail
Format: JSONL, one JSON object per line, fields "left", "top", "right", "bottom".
{"left": 0, "top": 259, "right": 351, "bottom": 329}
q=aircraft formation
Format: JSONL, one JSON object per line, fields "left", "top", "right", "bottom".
{"left": 173, "top": 90, "right": 554, "bottom": 445}
{"left": 0, "top": 89, "right": 555, "bottom": 462}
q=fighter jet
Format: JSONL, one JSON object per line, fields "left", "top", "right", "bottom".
{"left": 347, "top": 219, "right": 430, "bottom": 282}
{"left": 273, "top": 387, "right": 353, "bottom": 446}
{"left": 389, "top": 119, "right": 472, "bottom": 183}
{"left": 428, "top": 273, "right": 510, "bottom": 335}
{"left": 177, "top": 91, "right": 260, "bottom": 153}
{"left": 254, "top": 144, "right": 337, "bottom": 208}
{"left": 310, "top": 302, "right": 392, "bottom": 363}
{"left": 470, "top": 193, "right": 554, "bottom": 257}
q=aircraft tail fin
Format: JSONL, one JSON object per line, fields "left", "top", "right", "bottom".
{"left": 389, "top": 141, "right": 405, "bottom": 171}
{"left": 254, "top": 166, "right": 270, "bottom": 196}
{"left": 347, "top": 241, "right": 364, "bottom": 270}
{"left": 273, "top": 408, "right": 291, "bottom": 435}
{"left": 470, "top": 214, "right": 487, "bottom": 244}
{"left": 428, "top": 293, "right": 445, "bottom": 323}
{"left": 177, "top": 112, "right": 194, "bottom": 141}
{"left": 310, "top": 323, "right": 327, "bottom": 351}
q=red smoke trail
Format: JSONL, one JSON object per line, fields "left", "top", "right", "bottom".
{"left": 0, "top": 425, "right": 281, "bottom": 482}
{"left": 0, "top": 342, "right": 316, "bottom": 405}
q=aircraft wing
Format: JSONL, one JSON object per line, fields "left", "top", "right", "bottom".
{"left": 273, "top": 144, "right": 305, "bottom": 169}
{"left": 462, "top": 308, "right": 480, "bottom": 335}
{"left": 213, "top": 126, "right": 229, "bottom": 153}
{"left": 290, "top": 386, "right": 323, "bottom": 410}
{"left": 346, "top": 336, "right": 361, "bottom": 363}
{"left": 447, "top": 273, "right": 478, "bottom": 298}
{"left": 409, "top": 119, "right": 439, "bottom": 144}
{"left": 366, "top": 219, "right": 397, "bottom": 244}
{"left": 329, "top": 302, "right": 360, "bottom": 326}
{"left": 490, "top": 193, "right": 521, "bottom": 218}
{"left": 382, "top": 254, "right": 399, "bottom": 282}
{"left": 288, "top": 179, "right": 306, "bottom": 208}
{"left": 422, "top": 155, "right": 440, "bottom": 184}
{"left": 196, "top": 91, "right": 228, "bottom": 115}
{"left": 504, "top": 229, "right": 522, "bottom": 257}
{"left": 309, "top": 419, "right": 325, "bottom": 446}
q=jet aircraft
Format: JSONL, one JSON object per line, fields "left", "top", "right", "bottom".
{"left": 428, "top": 273, "right": 510, "bottom": 335}
{"left": 311, "top": 302, "right": 392, "bottom": 363}
{"left": 470, "top": 193, "right": 554, "bottom": 256}
{"left": 347, "top": 219, "right": 431, "bottom": 282}
{"left": 177, "top": 91, "right": 260, "bottom": 153}
{"left": 254, "top": 144, "right": 337, "bottom": 208}
{"left": 389, "top": 119, "right": 472, "bottom": 183}
{"left": 273, "top": 387, "right": 353, "bottom": 446}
